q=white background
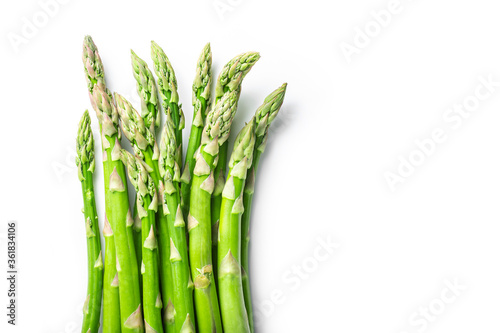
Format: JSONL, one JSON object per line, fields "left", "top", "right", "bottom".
{"left": 1, "top": 0, "right": 500, "bottom": 332}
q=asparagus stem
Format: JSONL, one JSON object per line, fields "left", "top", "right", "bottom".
{"left": 241, "top": 83, "right": 287, "bottom": 332}
{"left": 122, "top": 151, "right": 164, "bottom": 333}
{"left": 77, "top": 111, "right": 104, "bottom": 333}
{"left": 115, "top": 93, "right": 176, "bottom": 331}
{"left": 102, "top": 217, "right": 121, "bottom": 333}
{"left": 188, "top": 91, "right": 240, "bottom": 332}
{"left": 151, "top": 41, "right": 184, "bottom": 167}
{"left": 82, "top": 36, "right": 143, "bottom": 333}
{"left": 132, "top": 200, "right": 143, "bottom": 304}
{"left": 159, "top": 114, "right": 196, "bottom": 332}
{"left": 210, "top": 51, "right": 260, "bottom": 282}
{"left": 218, "top": 120, "right": 256, "bottom": 333}
{"left": 181, "top": 43, "right": 212, "bottom": 218}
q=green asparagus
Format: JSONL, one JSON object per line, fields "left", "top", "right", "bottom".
{"left": 151, "top": 41, "right": 184, "bottom": 167}
{"left": 82, "top": 36, "right": 143, "bottom": 333}
{"left": 76, "top": 110, "right": 103, "bottom": 333}
{"left": 102, "top": 216, "right": 121, "bottom": 332}
{"left": 159, "top": 113, "right": 196, "bottom": 333}
{"left": 115, "top": 92, "right": 175, "bottom": 331}
{"left": 218, "top": 120, "right": 256, "bottom": 333}
{"left": 181, "top": 43, "right": 212, "bottom": 218}
{"left": 188, "top": 90, "right": 240, "bottom": 332}
{"left": 210, "top": 52, "right": 260, "bottom": 282}
{"left": 122, "top": 150, "right": 164, "bottom": 333}
{"left": 241, "top": 83, "right": 287, "bottom": 332}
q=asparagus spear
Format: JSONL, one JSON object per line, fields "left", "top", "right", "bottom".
{"left": 121, "top": 53, "right": 159, "bottom": 299}
{"left": 122, "top": 150, "right": 164, "bottom": 333}
{"left": 131, "top": 50, "right": 161, "bottom": 134}
{"left": 241, "top": 83, "right": 287, "bottom": 332}
{"left": 159, "top": 113, "right": 196, "bottom": 333}
{"left": 218, "top": 120, "right": 256, "bottom": 333}
{"left": 76, "top": 110, "right": 103, "bottom": 333}
{"left": 180, "top": 43, "right": 212, "bottom": 218}
{"left": 210, "top": 51, "right": 260, "bottom": 281}
{"left": 151, "top": 41, "right": 184, "bottom": 167}
{"left": 82, "top": 36, "right": 143, "bottom": 333}
{"left": 188, "top": 91, "right": 240, "bottom": 332}
{"left": 115, "top": 93, "right": 175, "bottom": 331}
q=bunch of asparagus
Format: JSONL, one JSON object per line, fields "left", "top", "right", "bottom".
{"left": 77, "top": 35, "right": 287, "bottom": 333}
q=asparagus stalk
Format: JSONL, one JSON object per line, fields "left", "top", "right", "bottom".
{"left": 188, "top": 91, "right": 240, "bottom": 332}
{"left": 218, "top": 120, "right": 256, "bottom": 333}
{"left": 76, "top": 110, "right": 104, "bottom": 333}
{"left": 151, "top": 41, "right": 184, "bottom": 167}
{"left": 159, "top": 113, "right": 196, "bottom": 333}
{"left": 82, "top": 36, "right": 143, "bottom": 333}
{"left": 132, "top": 203, "right": 143, "bottom": 303}
{"left": 180, "top": 43, "right": 212, "bottom": 218}
{"left": 115, "top": 93, "right": 175, "bottom": 331}
{"left": 122, "top": 151, "right": 164, "bottom": 333}
{"left": 210, "top": 52, "right": 260, "bottom": 281}
{"left": 127, "top": 48, "right": 159, "bottom": 298}
{"left": 241, "top": 83, "right": 287, "bottom": 332}
{"left": 102, "top": 217, "right": 121, "bottom": 332}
